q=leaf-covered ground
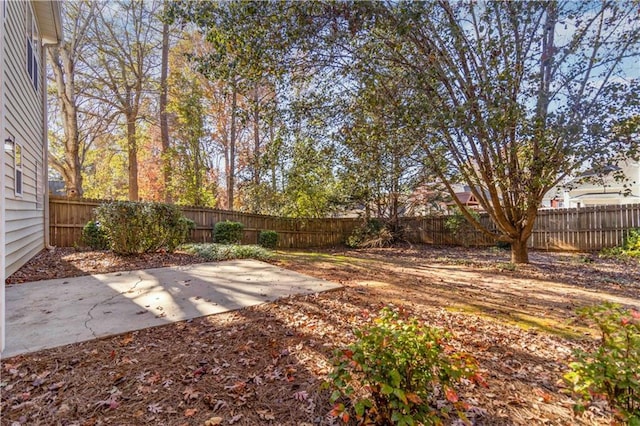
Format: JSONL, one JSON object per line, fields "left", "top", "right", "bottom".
{"left": 2, "top": 245, "right": 638, "bottom": 425}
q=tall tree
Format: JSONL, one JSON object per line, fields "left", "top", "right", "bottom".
{"left": 339, "top": 66, "right": 424, "bottom": 229}
{"left": 167, "top": 41, "right": 218, "bottom": 207}
{"left": 83, "top": 0, "right": 161, "bottom": 201}
{"left": 47, "top": 1, "right": 98, "bottom": 197}
{"left": 167, "top": 1, "right": 295, "bottom": 210}
{"left": 349, "top": 0, "right": 640, "bottom": 262}
{"left": 159, "top": 1, "right": 171, "bottom": 203}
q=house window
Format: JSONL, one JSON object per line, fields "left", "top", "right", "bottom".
{"left": 25, "top": 3, "right": 39, "bottom": 91}
{"left": 15, "top": 143, "right": 23, "bottom": 196}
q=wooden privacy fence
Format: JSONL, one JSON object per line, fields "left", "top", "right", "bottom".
{"left": 48, "top": 196, "right": 360, "bottom": 249}
{"left": 401, "top": 204, "right": 640, "bottom": 251}
{"left": 49, "top": 196, "right": 640, "bottom": 251}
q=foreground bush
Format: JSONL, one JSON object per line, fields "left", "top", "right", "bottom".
{"left": 327, "top": 307, "right": 484, "bottom": 425}
{"left": 346, "top": 219, "right": 395, "bottom": 248}
{"left": 81, "top": 220, "right": 109, "bottom": 250}
{"left": 95, "top": 201, "right": 194, "bottom": 255}
{"left": 258, "top": 230, "right": 278, "bottom": 249}
{"left": 601, "top": 228, "right": 640, "bottom": 259}
{"left": 564, "top": 303, "right": 640, "bottom": 424}
{"left": 181, "top": 243, "right": 272, "bottom": 261}
{"left": 213, "top": 221, "right": 244, "bottom": 244}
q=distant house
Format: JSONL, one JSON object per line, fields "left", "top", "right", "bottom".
{"left": 1, "top": 1, "right": 62, "bottom": 350}
{"left": 445, "top": 189, "right": 482, "bottom": 211}
{"left": 542, "top": 160, "right": 640, "bottom": 208}
{"left": 406, "top": 183, "right": 485, "bottom": 216}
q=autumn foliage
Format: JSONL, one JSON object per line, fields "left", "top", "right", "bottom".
{"left": 326, "top": 307, "right": 484, "bottom": 425}
{"left": 564, "top": 303, "right": 640, "bottom": 424}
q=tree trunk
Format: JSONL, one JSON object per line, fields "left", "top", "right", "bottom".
{"left": 269, "top": 123, "right": 277, "bottom": 192}
{"left": 48, "top": 45, "right": 83, "bottom": 198}
{"left": 227, "top": 84, "right": 237, "bottom": 210}
{"left": 253, "top": 85, "right": 260, "bottom": 186}
{"left": 159, "top": 16, "right": 171, "bottom": 203}
{"left": 511, "top": 239, "right": 529, "bottom": 264}
{"left": 127, "top": 116, "right": 139, "bottom": 201}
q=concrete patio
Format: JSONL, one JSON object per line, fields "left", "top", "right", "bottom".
{"left": 1, "top": 260, "right": 341, "bottom": 358}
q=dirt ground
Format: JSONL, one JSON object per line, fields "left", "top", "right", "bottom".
{"left": 1, "top": 245, "right": 638, "bottom": 425}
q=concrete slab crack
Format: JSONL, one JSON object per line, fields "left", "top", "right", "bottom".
{"left": 84, "top": 275, "right": 146, "bottom": 337}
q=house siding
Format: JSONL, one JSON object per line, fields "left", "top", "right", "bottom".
{"left": 543, "top": 161, "right": 640, "bottom": 209}
{"left": 3, "top": 1, "right": 46, "bottom": 276}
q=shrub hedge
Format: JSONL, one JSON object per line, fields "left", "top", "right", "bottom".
{"left": 94, "top": 201, "right": 194, "bottom": 255}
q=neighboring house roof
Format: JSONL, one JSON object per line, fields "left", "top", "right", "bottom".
{"left": 32, "top": 1, "right": 63, "bottom": 44}
{"left": 445, "top": 191, "right": 483, "bottom": 210}
{"left": 453, "top": 191, "right": 479, "bottom": 206}
{"left": 575, "top": 164, "right": 622, "bottom": 180}
{"left": 570, "top": 192, "right": 631, "bottom": 199}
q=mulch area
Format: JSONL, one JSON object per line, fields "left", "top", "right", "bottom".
{"left": 5, "top": 248, "right": 207, "bottom": 284}
{"left": 2, "top": 245, "right": 638, "bottom": 425}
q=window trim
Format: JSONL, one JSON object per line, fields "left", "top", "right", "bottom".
{"left": 25, "top": 2, "right": 39, "bottom": 91}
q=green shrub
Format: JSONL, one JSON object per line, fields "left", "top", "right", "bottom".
{"left": 258, "top": 230, "right": 278, "bottom": 249}
{"left": 81, "top": 221, "right": 109, "bottom": 250}
{"left": 564, "top": 303, "right": 640, "bottom": 423}
{"left": 445, "top": 207, "right": 481, "bottom": 247}
{"left": 95, "top": 201, "right": 194, "bottom": 255}
{"left": 181, "top": 243, "right": 272, "bottom": 261}
{"left": 495, "top": 240, "right": 511, "bottom": 250}
{"left": 213, "top": 221, "right": 244, "bottom": 244}
{"left": 601, "top": 228, "right": 640, "bottom": 259}
{"left": 346, "top": 219, "right": 394, "bottom": 248}
{"left": 326, "top": 307, "right": 484, "bottom": 425}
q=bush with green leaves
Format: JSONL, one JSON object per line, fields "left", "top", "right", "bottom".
{"left": 181, "top": 243, "right": 272, "bottom": 261}
{"left": 601, "top": 228, "right": 640, "bottom": 259}
{"left": 444, "top": 207, "right": 481, "bottom": 247}
{"left": 564, "top": 303, "right": 640, "bottom": 424}
{"left": 213, "top": 221, "right": 244, "bottom": 244}
{"left": 326, "top": 307, "right": 484, "bottom": 425}
{"left": 81, "top": 220, "right": 109, "bottom": 250}
{"left": 94, "top": 201, "right": 194, "bottom": 255}
{"left": 346, "top": 219, "right": 394, "bottom": 248}
{"left": 258, "top": 230, "right": 278, "bottom": 249}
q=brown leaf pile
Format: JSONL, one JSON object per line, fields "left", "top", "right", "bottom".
{"left": 2, "top": 245, "right": 638, "bottom": 425}
{"left": 5, "top": 248, "right": 206, "bottom": 284}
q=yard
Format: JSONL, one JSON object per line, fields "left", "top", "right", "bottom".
{"left": 1, "top": 245, "right": 638, "bottom": 425}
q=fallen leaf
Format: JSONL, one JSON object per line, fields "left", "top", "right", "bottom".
{"left": 193, "top": 366, "right": 206, "bottom": 378}
{"left": 445, "top": 387, "right": 459, "bottom": 403}
{"left": 183, "top": 387, "right": 200, "bottom": 401}
{"left": 406, "top": 392, "right": 423, "bottom": 404}
{"left": 147, "top": 403, "right": 162, "bottom": 414}
{"left": 147, "top": 372, "right": 161, "bottom": 384}
{"left": 534, "top": 388, "right": 553, "bottom": 403}
{"left": 293, "top": 390, "right": 308, "bottom": 401}
{"left": 257, "top": 410, "right": 276, "bottom": 420}
{"left": 228, "top": 414, "right": 244, "bottom": 424}
{"left": 184, "top": 408, "right": 197, "bottom": 417}
{"left": 224, "top": 381, "right": 246, "bottom": 393}
{"left": 204, "top": 417, "right": 223, "bottom": 426}
{"left": 49, "top": 381, "right": 65, "bottom": 391}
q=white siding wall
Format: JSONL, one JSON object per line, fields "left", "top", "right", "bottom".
{"left": 3, "top": 1, "right": 45, "bottom": 276}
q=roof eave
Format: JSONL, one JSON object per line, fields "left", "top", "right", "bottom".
{"left": 33, "top": 1, "right": 63, "bottom": 45}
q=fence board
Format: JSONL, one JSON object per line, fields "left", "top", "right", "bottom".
{"left": 48, "top": 197, "right": 640, "bottom": 251}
